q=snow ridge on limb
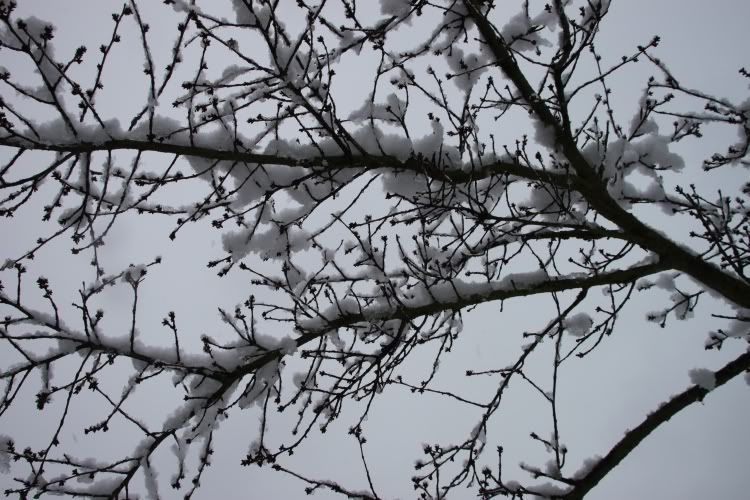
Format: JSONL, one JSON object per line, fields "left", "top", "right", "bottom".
{"left": 0, "top": 136, "right": 577, "bottom": 188}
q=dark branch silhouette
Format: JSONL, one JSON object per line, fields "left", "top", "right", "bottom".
{"left": 1, "top": 0, "right": 748, "bottom": 498}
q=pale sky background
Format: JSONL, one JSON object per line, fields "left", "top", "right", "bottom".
{"left": 1, "top": 1, "right": 749, "bottom": 499}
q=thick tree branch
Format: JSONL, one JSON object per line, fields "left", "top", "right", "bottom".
{"left": 564, "top": 350, "right": 750, "bottom": 500}
{"left": 216, "top": 261, "right": 669, "bottom": 393}
{"left": 464, "top": 0, "right": 750, "bottom": 309}
{"left": 0, "top": 137, "right": 578, "bottom": 189}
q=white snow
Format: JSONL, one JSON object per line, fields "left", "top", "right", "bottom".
{"left": 413, "top": 119, "right": 445, "bottom": 158}
{"left": 532, "top": 120, "right": 558, "bottom": 149}
{"left": 348, "top": 93, "right": 407, "bottom": 122}
{"left": 122, "top": 264, "right": 147, "bottom": 285}
{"left": 671, "top": 292, "right": 694, "bottom": 321}
{"left": 277, "top": 336, "right": 298, "bottom": 355}
{"left": 297, "top": 268, "right": 556, "bottom": 331}
{"left": 688, "top": 368, "right": 716, "bottom": 391}
{"left": 572, "top": 455, "right": 602, "bottom": 480}
{"left": 563, "top": 312, "right": 593, "bottom": 337}
{"left": 237, "top": 359, "right": 279, "bottom": 409}
{"left": 445, "top": 46, "right": 489, "bottom": 92}
{"left": 499, "top": 9, "right": 555, "bottom": 52}
{"left": 142, "top": 457, "right": 159, "bottom": 500}
{"left": 231, "top": 0, "right": 256, "bottom": 24}
{"left": 0, "top": 434, "right": 10, "bottom": 473}
{"left": 221, "top": 223, "right": 311, "bottom": 262}
{"left": 380, "top": 0, "right": 411, "bottom": 17}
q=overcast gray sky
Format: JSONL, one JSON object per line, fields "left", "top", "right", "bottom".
{"left": 1, "top": 1, "right": 749, "bottom": 499}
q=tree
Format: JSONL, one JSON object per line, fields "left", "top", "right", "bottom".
{"left": 1, "top": 0, "right": 748, "bottom": 498}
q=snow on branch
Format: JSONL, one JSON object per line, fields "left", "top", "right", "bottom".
{"left": 1, "top": 0, "right": 749, "bottom": 498}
